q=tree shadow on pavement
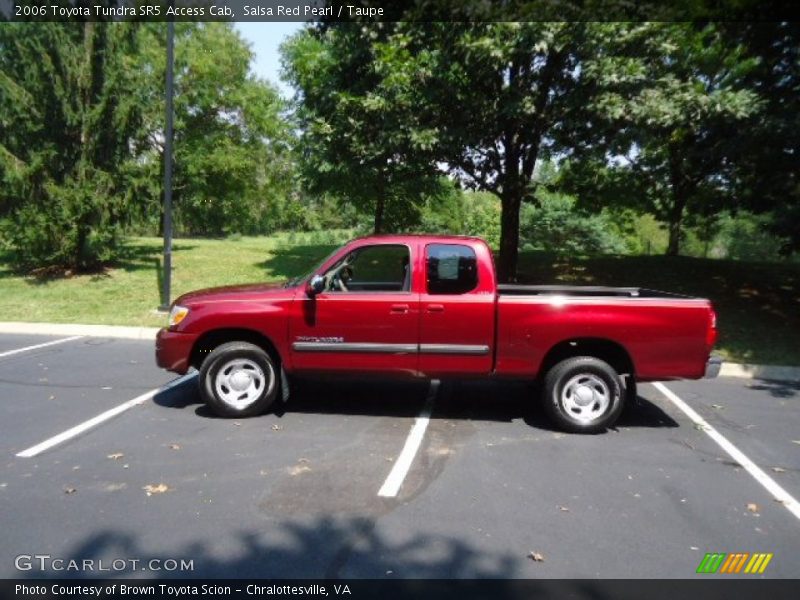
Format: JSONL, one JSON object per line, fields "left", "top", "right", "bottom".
{"left": 26, "top": 517, "right": 519, "bottom": 579}
{"left": 746, "top": 378, "right": 800, "bottom": 399}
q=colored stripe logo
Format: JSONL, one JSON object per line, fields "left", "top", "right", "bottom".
{"left": 696, "top": 552, "right": 773, "bottom": 574}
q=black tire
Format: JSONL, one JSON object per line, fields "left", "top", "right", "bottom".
{"left": 199, "top": 341, "right": 279, "bottom": 418}
{"left": 542, "top": 356, "right": 624, "bottom": 433}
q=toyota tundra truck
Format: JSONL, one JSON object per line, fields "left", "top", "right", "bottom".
{"left": 156, "top": 234, "right": 720, "bottom": 432}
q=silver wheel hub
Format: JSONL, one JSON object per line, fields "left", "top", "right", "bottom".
{"left": 561, "top": 373, "right": 611, "bottom": 423}
{"left": 214, "top": 358, "right": 273, "bottom": 410}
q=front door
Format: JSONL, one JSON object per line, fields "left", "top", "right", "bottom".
{"left": 289, "top": 243, "right": 420, "bottom": 375}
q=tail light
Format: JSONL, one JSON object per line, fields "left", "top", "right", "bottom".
{"left": 706, "top": 308, "right": 718, "bottom": 348}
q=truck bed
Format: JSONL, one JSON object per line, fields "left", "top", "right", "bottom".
{"left": 497, "top": 284, "right": 693, "bottom": 299}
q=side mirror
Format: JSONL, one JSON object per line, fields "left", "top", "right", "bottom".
{"left": 307, "top": 274, "right": 325, "bottom": 297}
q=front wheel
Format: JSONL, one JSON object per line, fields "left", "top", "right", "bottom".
{"left": 542, "top": 357, "right": 624, "bottom": 433}
{"left": 199, "top": 342, "right": 278, "bottom": 418}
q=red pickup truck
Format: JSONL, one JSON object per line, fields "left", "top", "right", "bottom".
{"left": 156, "top": 234, "right": 719, "bottom": 432}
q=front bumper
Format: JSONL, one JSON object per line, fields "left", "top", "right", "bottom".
{"left": 705, "top": 355, "right": 723, "bottom": 378}
{"left": 155, "top": 328, "right": 198, "bottom": 374}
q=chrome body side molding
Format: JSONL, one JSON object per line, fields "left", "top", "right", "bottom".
{"left": 292, "top": 342, "right": 490, "bottom": 355}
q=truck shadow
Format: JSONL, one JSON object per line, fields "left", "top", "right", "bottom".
{"left": 153, "top": 376, "right": 678, "bottom": 430}
{"left": 433, "top": 380, "right": 678, "bottom": 431}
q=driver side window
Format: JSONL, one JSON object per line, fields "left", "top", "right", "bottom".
{"left": 323, "top": 245, "right": 410, "bottom": 293}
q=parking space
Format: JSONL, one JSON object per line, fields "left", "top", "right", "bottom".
{"left": 658, "top": 378, "right": 800, "bottom": 501}
{"left": 0, "top": 337, "right": 173, "bottom": 457}
{"left": 0, "top": 334, "right": 81, "bottom": 356}
{"left": 0, "top": 333, "right": 798, "bottom": 579}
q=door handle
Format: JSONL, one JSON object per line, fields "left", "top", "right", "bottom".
{"left": 426, "top": 304, "right": 444, "bottom": 313}
{"left": 390, "top": 304, "right": 409, "bottom": 314}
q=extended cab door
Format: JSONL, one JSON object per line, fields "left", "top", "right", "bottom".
{"left": 289, "top": 242, "right": 420, "bottom": 374}
{"left": 419, "top": 242, "right": 495, "bottom": 376}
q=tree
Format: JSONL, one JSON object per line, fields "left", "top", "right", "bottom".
{"left": 0, "top": 19, "right": 146, "bottom": 271}
{"left": 282, "top": 24, "right": 442, "bottom": 234}
{"left": 134, "top": 23, "right": 292, "bottom": 237}
{"left": 396, "top": 22, "right": 592, "bottom": 281}
{"left": 719, "top": 22, "right": 799, "bottom": 253}
{"left": 569, "top": 23, "right": 762, "bottom": 255}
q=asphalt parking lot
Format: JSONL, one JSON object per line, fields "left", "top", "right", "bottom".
{"left": 1, "top": 334, "right": 798, "bottom": 579}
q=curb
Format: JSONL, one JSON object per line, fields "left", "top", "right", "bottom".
{"left": 0, "top": 321, "right": 798, "bottom": 383}
{"left": 718, "top": 362, "right": 800, "bottom": 384}
{"left": 0, "top": 322, "right": 160, "bottom": 341}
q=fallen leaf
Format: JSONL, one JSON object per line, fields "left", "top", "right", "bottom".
{"left": 107, "top": 453, "right": 124, "bottom": 460}
{"left": 143, "top": 483, "right": 170, "bottom": 496}
{"left": 558, "top": 506, "right": 570, "bottom": 512}
{"left": 771, "top": 467, "right": 786, "bottom": 473}
{"left": 746, "top": 502, "right": 759, "bottom": 513}
{"left": 271, "top": 424, "right": 283, "bottom": 431}
{"left": 168, "top": 443, "right": 181, "bottom": 451}
{"left": 64, "top": 487, "right": 76, "bottom": 495}
{"left": 528, "top": 552, "right": 545, "bottom": 562}
{"left": 288, "top": 465, "right": 311, "bottom": 476}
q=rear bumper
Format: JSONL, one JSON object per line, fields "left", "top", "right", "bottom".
{"left": 705, "top": 355, "right": 723, "bottom": 378}
{"left": 155, "top": 328, "right": 198, "bottom": 374}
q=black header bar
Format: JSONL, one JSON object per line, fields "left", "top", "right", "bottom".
{"left": 2, "top": 0, "right": 799, "bottom": 23}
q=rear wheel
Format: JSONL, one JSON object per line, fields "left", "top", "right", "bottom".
{"left": 199, "top": 342, "right": 278, "bottom": 418}
{"left": 542, "top": 356, "right": 624, "bottom": 433}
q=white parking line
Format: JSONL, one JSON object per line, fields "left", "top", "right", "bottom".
{"left": 378, "top": 379, "right": 439, "bottom": 498}
{"left": 0, "top": 336, "right": 84, "bottom": 359}
{"left": 16, "top": 371, "right": 198, "bottom": 458}
{"left": 653, "top": 381, "right": 800, "bottom": 521}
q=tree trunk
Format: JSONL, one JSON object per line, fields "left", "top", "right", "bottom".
{"left": 666, "top": 144, "right": 689, "bottom": 257}
{"left": 496, "top": 192, "right": 522, "bottom": 283}
{"left": 374, "top": 172, "right": 386, "bottom": 234}
{"left": 666, "top": 209, "right": 683, "bottom": 256}
{"left": 75, "top": 219, "right": 89, "bottom": 271}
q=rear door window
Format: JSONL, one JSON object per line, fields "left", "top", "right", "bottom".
{"left": 426, "top": 244, "right": 478, "bottom": 294}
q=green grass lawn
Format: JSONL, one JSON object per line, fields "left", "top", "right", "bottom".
{"left": 0, "top": 234, "right": 797, "bottom": 365}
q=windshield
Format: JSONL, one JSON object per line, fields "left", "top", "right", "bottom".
{"left": 283, "top": 246, "right": 343, "bottom": 288}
